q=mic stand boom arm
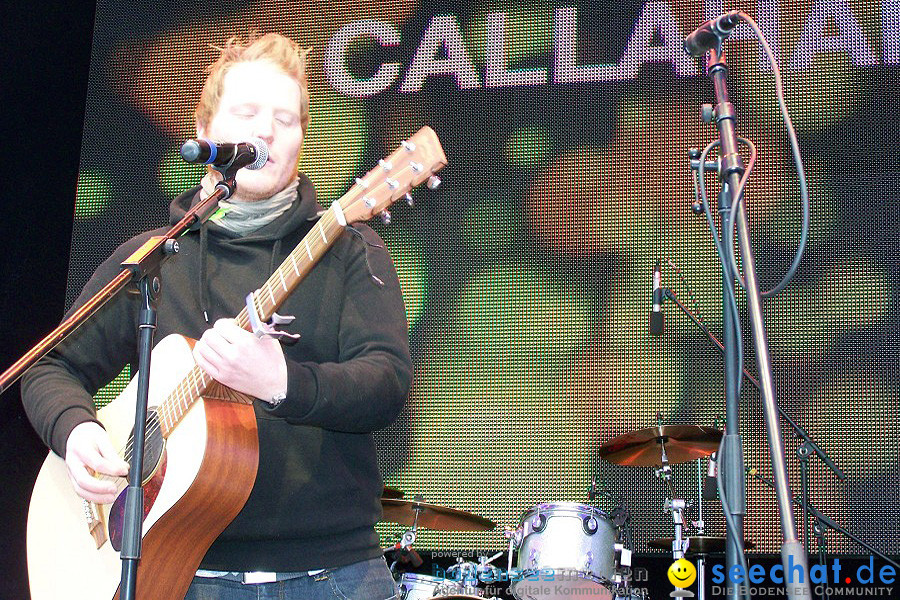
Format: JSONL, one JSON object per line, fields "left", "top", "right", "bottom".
{"left": 0, "top": 177, "right": 235, "bottom": 394}
{"left": 748, "top": 470, "right": 900, "bottom": 571}
{"left": 662, "top": 287, "right": 843, "bottom": 479}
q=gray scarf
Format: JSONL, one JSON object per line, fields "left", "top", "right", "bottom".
{"left": 200, "top": 173, "right": 299, "bottom": 236}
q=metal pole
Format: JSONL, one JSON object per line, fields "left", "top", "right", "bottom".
{"left": 708, "top": 45, "right": 811, "bottom": 600}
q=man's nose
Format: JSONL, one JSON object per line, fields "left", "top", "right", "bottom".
{"left": 252, "top": 114, "right": 275, "bottom": 142}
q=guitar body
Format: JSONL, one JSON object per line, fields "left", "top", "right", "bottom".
{"left": 27, "top": 334, "right": 259, "bottom": 600}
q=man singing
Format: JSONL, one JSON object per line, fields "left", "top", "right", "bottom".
{"left": 22, "top": 33, "right": 410, "bottom": 600}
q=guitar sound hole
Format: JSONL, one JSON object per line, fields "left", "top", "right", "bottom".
{"left": 108, "top": 411, "right": 168, "bottom": 551}
{"left": 130, "top": 410, "right": 165, "bottom": 483}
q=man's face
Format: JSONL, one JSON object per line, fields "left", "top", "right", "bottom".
{"left": 197, "top": 60, "right": 304, "bottom": 202}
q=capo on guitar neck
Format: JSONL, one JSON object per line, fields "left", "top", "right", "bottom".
{"left": 244, "top": 292, "right": 301, "bottom": 345}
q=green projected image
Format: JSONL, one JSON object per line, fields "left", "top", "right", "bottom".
{"left": 74, "top": 170, "right": 114, "bottom": 220}
{"left": 68, "top": 0, "right": 900, "bottom": 557}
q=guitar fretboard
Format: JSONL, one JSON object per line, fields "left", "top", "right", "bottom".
{"left": 148, "top": 124, "right": 447, "bottom": 437}
{"left": 154, "top": 208, "right": 345, "bottom": 437}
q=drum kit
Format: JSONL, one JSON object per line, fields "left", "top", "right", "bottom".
{"left": 381, "top": 423, "right": 750, "bottom": 600}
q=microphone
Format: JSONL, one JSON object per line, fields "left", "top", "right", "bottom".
{"left": 703, "top": 452, "right": 718, "bottom": 500}
{"left": 650, "top": 261, "right": 664, "bottom": 336}
{"left": 180, "top": 137, "right": 269, "bottom": 170}
{"left": 683, "top": 10, "right": 744, "bottom": 57}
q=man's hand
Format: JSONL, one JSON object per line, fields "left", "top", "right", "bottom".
{"left": 192, "top": 318, "right": 289, "bottom": 403}
{"left": 65, "top": 421, "right": 129, "bottom": 504}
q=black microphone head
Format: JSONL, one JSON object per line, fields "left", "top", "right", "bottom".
{"left": 683, "top": 30, "right": 722, "bottom": 57}
{"left": 715, "top": 10, "right": 745, "bottom": 34}
{"left": 649, "top": 311, "right": 664, "bottom": 336}
{"left": 702, "top": 475, "right": 718, "bottom": 500}
{"left": 683, "top": 10, "right": 745, "bottom": 57}
{"left": 246, "top": 137, "right": 269, "bottom": 170}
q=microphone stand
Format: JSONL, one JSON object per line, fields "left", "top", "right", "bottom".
{"left": 663, "top": 285, "right": 850, "bottom": 570}
{"left": 813, "top": 520, "right": 829, "bottom": 600}
{"left": 118, "top": 170, "right": 238, "bottom": 600}
{"left": 1, "top": 159, "right": 241, "bottom": 599}
{"left": 703, "top": 45, "right": 810, "bottom": 600}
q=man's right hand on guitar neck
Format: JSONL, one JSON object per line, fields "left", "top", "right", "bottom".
{"left": 65, "top": 422, "right": 130, "bottom": 504}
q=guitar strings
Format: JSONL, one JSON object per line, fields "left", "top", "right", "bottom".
{"left": 94, "top": 160, "right": 416, "bottom": 494}
{"left": 92, "top": 365, "right": 212, "bottom": 487}
{"left": 104, "top": 202, "right": 345, "bottom": 483}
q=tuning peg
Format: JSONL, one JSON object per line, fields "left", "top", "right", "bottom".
{"left": 380, "top": 210, "right": 392, "bottom": 225}
{"left": 364, "top": 197, "right": 376, "bottom": 208}
{"left": 401, "top": 140, "right": 416, "bottom": 152}
{"left": 379, "top": 159, "right": 393, "bottom": 171}
{"left": 355, "top": 177, "right": 368, "bottom": 189}
{"left": 405, "top": 193, "right": 414, "bottom": 206}
{"left": 386, "top": 178, "right": 399, "bottom": 190}
{"left": 410, "top": 161, "right": 423, "bottom": 173}
{"left": 427, "top": 175, "right": 441, "bottom": 190}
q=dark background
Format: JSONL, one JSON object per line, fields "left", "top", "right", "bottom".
{"left": 0, "top": 2, "right": 96, "bottom": 598}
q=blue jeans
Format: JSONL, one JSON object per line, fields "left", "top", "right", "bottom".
{"left": 183, "top": 556, "right": 399, "bottom": 600}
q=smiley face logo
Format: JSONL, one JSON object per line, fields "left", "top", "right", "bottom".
{"left": 667, "top": 558, "right": 697, "bottom": 588}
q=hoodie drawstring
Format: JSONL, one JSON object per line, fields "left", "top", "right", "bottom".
{"left": 200, "top": 221, "right": 210, "bottom": 323}
{"left": 270, "top": 238, "right": 282, "bottom": 275}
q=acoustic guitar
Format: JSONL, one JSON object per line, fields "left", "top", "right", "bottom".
{"left": 27, "top": 126, "right": 447, "bottom": 600}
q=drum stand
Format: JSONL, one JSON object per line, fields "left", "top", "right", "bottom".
{"left": 387, "top": 495, "right": 424, "bottom": 576}
{"left": 600, "top": 423, "right": 723, "bottom": 600}
{"left": 447, "top": 554, "right": 502, "bottom": 596}
{"left": 693, "top": 460, "right": 707, "bottom": 600}
{"left": 655, "top": 435, "right": 690, "bottom": 561}
{"left": 657, "top": 437, "right": 720, "bottom": 600}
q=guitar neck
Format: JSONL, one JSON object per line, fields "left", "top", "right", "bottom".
{"left": 153, "top": 124, "right": 448, "bottom": 438}
{"left": 236, "top": 207, "right": 344, "bottom": 327}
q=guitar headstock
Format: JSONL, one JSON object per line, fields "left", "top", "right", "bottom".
{"left": 339, "top": 126, "right": 448, "bottom": 225}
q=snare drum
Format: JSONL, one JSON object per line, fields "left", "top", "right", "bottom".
{"left": 398, "top": 572, "right": 484, "bottom": 600}
{"left": 509, "top": 502, "right": 617, "bottom": 600}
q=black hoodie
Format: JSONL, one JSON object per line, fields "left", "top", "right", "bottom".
{"left": 21, "top": 174, "right": 413, "bottom": 570}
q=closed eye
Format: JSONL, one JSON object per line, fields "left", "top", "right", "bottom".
{"left": 275, "top": 112, "right": 299, "bottom": 127}
{"left": 231, "top": 104, "right": 257, "bottom": 119}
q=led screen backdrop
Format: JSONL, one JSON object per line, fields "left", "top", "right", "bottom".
{"left": 68, "top": 0, "right": 899, "bottom": 555}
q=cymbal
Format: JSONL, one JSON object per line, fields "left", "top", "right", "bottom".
{"left": 382, "top": 486, "right": 404, "bottom": 499}
{"left": 649, "top": 536, "right": 756, "bottom": 554}
{"left": 381, "top": 499, "right": 495, "bottom": 531}
{"left": 599, "top": 425, "right": 722, "bottom": 466}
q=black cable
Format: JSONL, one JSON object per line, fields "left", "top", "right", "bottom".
{"left": 716, "top": 436, "right": 751, "bottom": 600}
{"left": 346, "top": 225, "right": 387, "bottom": 286}
{"left": 697, "top": 138, "right": 745, "bottom": 398}
{"left": 724, "top": 14, "right": 811, "bottom": 298}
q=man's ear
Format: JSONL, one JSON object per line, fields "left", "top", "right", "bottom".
{"left": 195, "top": 120, "right": 205, "bottom": 139}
